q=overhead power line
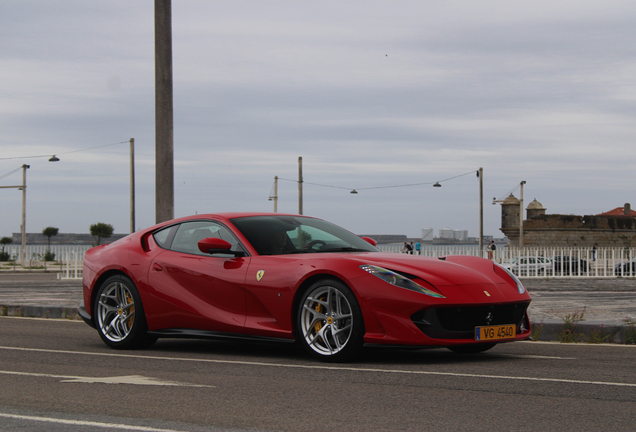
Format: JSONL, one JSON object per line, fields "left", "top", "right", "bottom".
{"left": 0, "top": 166, "right": 23, "bottom": 181}
{"left": 0, "top": 140, "right": 129, "bottom": 161}
{"left": 278, "top": 169, "right": 477, "bottom": 192}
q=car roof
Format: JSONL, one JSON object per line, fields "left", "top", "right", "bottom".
{"left": 146, "top": 212, "right": 317, "bottom": 232}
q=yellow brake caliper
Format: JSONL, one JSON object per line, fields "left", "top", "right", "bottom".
{"left": 125, "top": 292, "right": 134, "bottom": 328}
{"left": 314, "top": 303, "right": 323, "bottom": 335}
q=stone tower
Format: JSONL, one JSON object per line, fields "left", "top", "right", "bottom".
{"left": 526, "top": 198, "right": 546, "bottom": 219}
{"left": 501, "top": 194, "right": 520, "bottom": 230}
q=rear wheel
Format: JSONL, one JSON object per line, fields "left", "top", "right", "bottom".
{"left": 448, "top": 343, "right": 496, "bottom": 354}
{"left": 296, "top": 279, "right": 364, "bottom": 362}
{"left": 94, "top": 275, "right": 156, "bottom": 349}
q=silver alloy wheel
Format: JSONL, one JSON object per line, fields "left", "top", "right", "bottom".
{"left": 96, "top": 281, "right": 136, "bottom": 343}
{"left": 300, "top": 285, "right": 353, "bottom": 356}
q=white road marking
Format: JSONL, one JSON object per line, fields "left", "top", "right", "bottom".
{"left": 1, "top": 345, "right": 635, "bottom": 388}
{"left": 497, "top": 354, "right": 576, "bottom": 360}
{"left": 0, "top": 369, "right": 212, "bottom": 387}
{"left": 0, "top": 412, "right": 187, "bottom": 431}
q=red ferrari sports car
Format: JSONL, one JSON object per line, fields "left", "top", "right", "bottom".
{"left": 79, "top": 213, "right": 531, "bottom": 361}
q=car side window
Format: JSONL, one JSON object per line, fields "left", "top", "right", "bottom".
{"left": 153, "top": 225, "right": 178, "bottom": 249}
{"left": 171, "top": 221, "right": 243, "bottom": 256}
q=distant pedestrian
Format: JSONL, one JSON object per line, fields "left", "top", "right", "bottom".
{"left": 415, "top": 241, "right": 421, "bottom": 255}
{"left": 402, "top": 242, "right": 413, "bottom": 254}
{"left": 592, "top": 244, "right": 597, "bottom": 261}
{"left": 410, "top": 242, "right": 414, "bottom": 255}
{"left": 487, "top": 240, "right": 496, "bottom": 260}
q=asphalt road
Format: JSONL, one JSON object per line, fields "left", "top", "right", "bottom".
{"left": 1, "top": 317, "right": 636, "bottom": 431}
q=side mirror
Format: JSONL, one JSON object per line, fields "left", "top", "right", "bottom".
{"left": 198, "top": 237, "right": 245, "bottom": 257}
{"left": 361, "top": 236, "right": 377, "bottom": 247}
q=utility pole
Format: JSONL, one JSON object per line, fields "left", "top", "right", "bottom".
{"left": 298, "top": 157, "right": 303, "bottom": 215}
{"left": 478, "top": 167, "right": 483, "bottom": 253}
{"left": 130, "top": 138, "right": 135, "bottom": 233}
{"left": 269, "top": 176, "right": 278, "bottom": 212}
{"left": 20, "top": 164, "right": 29, "bottom": 265}
{"left": 155, "top": 0, "right": 174, "bottom": 223}
{"left": 519, "top": 180, "right": 526, "bottom": 249}
{"left": 0, "top": 165, "right": 30, "bottom": 265}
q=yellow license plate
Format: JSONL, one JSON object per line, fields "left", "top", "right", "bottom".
{"left": 475, "top": 324, "right": 516, "bottom": 341}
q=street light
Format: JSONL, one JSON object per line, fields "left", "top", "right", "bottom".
{"left": 0, "top": 164, "right": 30, "bottom": 265}
{"left": 268, "top": 176, "right": 278, "bottom": 212}
{"left": 492, "top": 180, "right": 526, "bottom": 249}
{"left": 49, "top": 138, "right": 136, "bottom": 233}
{"left": 432, "top": 168, "right": 484, "bottom": 253}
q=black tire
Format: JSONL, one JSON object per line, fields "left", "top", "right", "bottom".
{"left": 295, "top": 279, "right": 364, "bottom": 362}
{"left": 94, "top": 274, "right": 156, "bottom": 349}
{"left": 448, "top": 343, "right": 497, "bottom": 354}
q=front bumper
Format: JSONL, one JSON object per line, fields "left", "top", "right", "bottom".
{"left": 411, "top": 301, "right": 531, "bottom": 340}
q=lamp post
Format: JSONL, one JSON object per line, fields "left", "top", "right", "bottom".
{"left": 478, "top": 167, "right": 483, "bottom": 252}
{"left": 298, "top": 156, "right": 303, "bottom": 215}
{"left": 432, "top": 168, "right": 484, "bottom": 253}
{"left": 20, "top": 164, "right": 28, "bottom": 264}
{"left": 519, "top": 180, "right": 526, "bottom": 249}
{"left": 492, "top": 180, "right": 526, "bottom": 249}
{"left": 49, "top": 139, "right": 136, "bottom": 233}
{"left": 0, "top": 164, "right": 29, "bottom": 265}
{"left": 269, "top": 176, "right": 278, "bottom": 212}
{"left": 130, "top": 138, "right": 135, "bottom": 233}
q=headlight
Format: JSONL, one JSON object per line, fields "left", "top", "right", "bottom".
{"left": 495, "top": 263, "right": 526, "bottom": 294}
{"left": 360, "top": 265, "right": 445, "bottom": 298}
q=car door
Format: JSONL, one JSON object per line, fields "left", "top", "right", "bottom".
{"left": 147, "top": 220, "right": 250, "bottom": 334}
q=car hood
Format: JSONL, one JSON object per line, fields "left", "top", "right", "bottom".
{"left": 303, "top": 252, "right": 504, "bottom": 287}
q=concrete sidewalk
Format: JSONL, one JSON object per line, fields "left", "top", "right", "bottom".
{"left": 1, "top": 272, "right": 635, "bottom": 343}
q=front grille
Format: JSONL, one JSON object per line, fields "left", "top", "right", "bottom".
{"left": 411, "top": 302, "right": 530, "bottom": 339}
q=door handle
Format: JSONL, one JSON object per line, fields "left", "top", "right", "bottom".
{"left": 153, "top": 263, "right": 163, "bottom": 272}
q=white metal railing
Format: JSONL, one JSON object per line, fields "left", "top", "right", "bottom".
{"left": 0, "top": 245, "right": 89, "bottom": 279}
{"left": 58, "top": 250, "right": 84, "bottom": 280}
{"left": 2, "top": 244, "right": 634, "bottom": 279}
{"left": 377, "top": 245, "right": 635, "bottom": 278}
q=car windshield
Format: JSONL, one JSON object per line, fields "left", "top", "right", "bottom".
{"left": 230, "top": 215, "right": 379, "bottom": 256}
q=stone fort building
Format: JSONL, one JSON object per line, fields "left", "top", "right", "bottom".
{"left": 500, "top": 197, "right": 636, "bottom": 248}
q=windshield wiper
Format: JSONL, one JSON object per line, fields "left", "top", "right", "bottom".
{"left": 317, "top": 247, "right": 369, "bottom": 253}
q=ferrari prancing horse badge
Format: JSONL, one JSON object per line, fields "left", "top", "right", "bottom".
{"left": 256, "top": 270, "right": 265, "bottom": 281}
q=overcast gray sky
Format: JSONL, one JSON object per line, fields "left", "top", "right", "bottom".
{"left": 1, "top": 1, "right": 635, "bottom": 240}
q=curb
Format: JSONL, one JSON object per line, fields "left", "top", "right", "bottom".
{"left": 529, "top": 319, "right": 635, "bottom": 344}
{"left": 2, "top": 305, "right": 634, "bottom": 345}
{"left": 1, "top": 305, "right": 80, "bottom": 320}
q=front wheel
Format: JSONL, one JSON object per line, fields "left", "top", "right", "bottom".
{"left": 94, "top": 274, "right": 156, "bottom": 349}
{"left": 296, "top": 279, "right": 364, "bottom": 362}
